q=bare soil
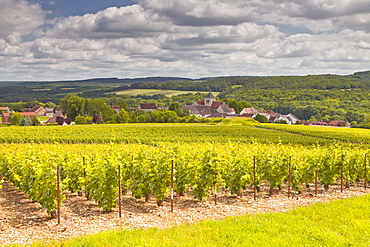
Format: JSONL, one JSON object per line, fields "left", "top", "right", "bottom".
{"left": 0, "top": 180, "right": 368, "bottom": 246}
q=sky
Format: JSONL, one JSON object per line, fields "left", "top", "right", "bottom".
{"left": 0, "top": 0, "right": 369, "bottom": 81}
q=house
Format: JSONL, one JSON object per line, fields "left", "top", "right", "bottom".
{"left": 283, "top": 114, "right": 300, "bottom": 125}
{"left": 0, "top": 107, "right": 10, "bottom": 113}
{"left": 55, "top": 107, "right": 62, "bottom": 114}
{"left": 1, "top": 112, "right": 35, "bottom": 124}
{"left": 239, "top": 108, "right": 300, "bottom": 124}
{"left": 328, "top": 121, "right": 347, "bottom": 127}
{"left": 182, "top": 105, "right": 212, "bottom": 117}
{"left": 29, "top": 106, "right": 46, "bottom": 116}
{"left": 45, "top": 113, "right": 65, "bottom": 124}
{"left": 239, "top": 113, "right": 257, "bottom": 118}
{"left": 182, "top": 92, "right": 235, "bottom": 117}
{"left": 112, "top": 106, "right": 120, "bottom": 114}
{"left": 304, "top": 120, "right": 348, "bottom": 127}
{"left": 240, "top": 107, "right": 262, "bottom": 115}
{"left": 138, "top": 103, "right": 158, "bottom": 112}
{"left": 45, "top": 107, "right": 55, "bottom": 117}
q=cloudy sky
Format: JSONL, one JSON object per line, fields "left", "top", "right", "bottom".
{"left": 0, "top": 0, "right": 369, "bottom": 81}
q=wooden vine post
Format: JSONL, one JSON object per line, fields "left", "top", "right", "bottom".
{"left": 83, "top": 157, "right": 88, "bottom": 199}
{"left": 365, "top": 154, "right": 367, "bottom": 191}
{"left": 315, "top": 164, "right": 318, "bottom": 196}
{"left": 214, "top": 169, "right": 217, "bottom": 206}
{"left": 287, "top": 156, "right": 291, "bottom": 199}
{"left": 253, "top": 156, "right": 257, "bottom": 201}
{"left": 118, "top": 164, "right": 122, "bottom": 218}
{"left": 170, "top": 159, "right": 174, "bottom": 212}
{"left": 340, "top": 155, "right": 344, "bottom": 193}
{"left": 57, "top": 165, "right": 61, "bottom": 225}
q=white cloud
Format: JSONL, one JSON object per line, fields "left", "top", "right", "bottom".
{"left": 0, "top": 0, "right": 46, "bottom": 39}
{"left": 136, "top": 0, "right": 256, "bottom": 26}
{"left": 47, "top": 5, "right": 170, "bottom": 39}
{"left": 0, "top": 0, "right": 370, "bottom": 81}
{"left": 262, "top": 0, "right": 370, "bottom": 32}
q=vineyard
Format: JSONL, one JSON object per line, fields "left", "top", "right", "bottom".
{"left": 259, "top": 123, "right": 370, "bottom": 144}
{"left": 0, "top": 123, "right": 364, "bottom": 145}
{"left": 1, "top": 123, "right": 370, "bottom": 244}
{"left": 0, "top": 142, "right": 369, "bottom": 215}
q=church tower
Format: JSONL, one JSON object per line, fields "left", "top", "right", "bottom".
{"left": 204, "top": 91, "right": 215, "bottom": 106}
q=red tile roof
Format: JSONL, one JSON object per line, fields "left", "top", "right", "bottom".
{"left": 139, "top": 103, "right": 157, "bottom": 110}
{"left": 210, "top": 101, "right": 224, "bottom": 109}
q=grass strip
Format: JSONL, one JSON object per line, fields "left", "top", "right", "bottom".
{"left": 29, "top": 195, "right": 370, "bottom": 247}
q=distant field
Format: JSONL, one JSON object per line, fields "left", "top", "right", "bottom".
{"left": 36, "top": 116, "right": 50, "bottom": 121}
{"left": 260, "top": 124, "right": 370, "bottom": 144}
{"left": 112, "top": 89, "right": 220, "bottom": 97}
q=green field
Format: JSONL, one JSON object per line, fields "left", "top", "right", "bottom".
{"left": 112, "top": 89, "right": 220, "bottom": 97}
{"left": 28, "top": 195, "right": 370, "bottom": 247}
{"left": 36, "top": 116, "right": 50, "bottom": 121}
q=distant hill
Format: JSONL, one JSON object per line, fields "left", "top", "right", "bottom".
{"left": 0, "top": 71, "right": 369, "bottom": 104}
{"left": 47, "top": 77, "right": 193, "bottom": 84}
{"left": 127, "top": 71, "right": 370, "bottom": 92}
{"left": 352, "top": 71, "right": 370, "bottom": 80}
{"left": 0, "top": 77, "right": 194, "bottom": 103}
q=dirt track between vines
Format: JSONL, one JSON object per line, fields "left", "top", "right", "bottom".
{"left": 0, "top": 180, "right": 368, "bottom": 246}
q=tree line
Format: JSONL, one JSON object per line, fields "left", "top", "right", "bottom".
{"left": 59, "top": 94, "right": 223, "bottom": 125}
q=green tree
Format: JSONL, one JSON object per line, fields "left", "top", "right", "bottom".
{"left": 20, "top": 116, "right": 32, "bottom": 126}
{"left": 24, "top": 99, "right": 40, "bottom": 108}
{"left": 254, "top": 114, "right": 268, "bottom": 123}
{"left": 345, "top": 112, "right": 365, "bottom": 123}
{"left": 9, "top": 112, "right": 22, "bottom": 125}
{"left": 45, "top": 102, "right": 57, "bottom": 109}
{"left": 86, "top": 99, "right": 116, "bottom": 122}
{"left": 32, "top": 117, "right": 41, "bottom": 126}
{"left": 10, "top": 102, "right": 25, "bottom": 112}
{"left": 129, "top": 112, "right": 138, "bottom": 123}
{"left": 117, "top": 101, "right": 129, "bottom": 111}
{"left": 60, "top": 95, "right": 86, "bottom": 120}
{"left": 169, "top": 102, "right": 183, "bottom": 116}
{"left": 75, "top": 116, "right": 92, "bottom": 125}
{"left": 237, "top": 101, "right": 251, "bottom": 113}
{"left": 116, "top": 109, "right": 130, "bottom": 123}
{"left": 152, "top": 110, "right": 178, "bottom": 123}
{"left": 137, "top": 110, "right": 153, "bottom": 123}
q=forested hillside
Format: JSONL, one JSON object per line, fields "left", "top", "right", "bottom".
{"left": 124, "top": 71, "right": 370, "bottom": 123}
{"left": 0, "top": 77, "right": 192, "bottom": 103}
{"left": 1, "top": 71, "right": 370, "bottom": 123}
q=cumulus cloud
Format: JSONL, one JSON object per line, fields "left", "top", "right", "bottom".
{"left": 136, "top": 0, "right": 257, "bottom": 26}
{"left": 279, "top": 0, "right": 370, "bottom": 20}
{"left": 1, "top": 0, "right": 370, "bottom": 80}
{"left": 46, "top": 5, "right": 170, "bottom": 39}
{"left": 0, "top": 0, "right": 46, "bottom": 39}
{"left": 261, "top": 0, "right": 370, "bottom": 32}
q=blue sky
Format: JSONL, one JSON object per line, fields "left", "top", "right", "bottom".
{"left": 33, "top": 0, "right": 135, "bottom": 18}
{"left": 0, "top": 0, "right": 369, "bottom": 81}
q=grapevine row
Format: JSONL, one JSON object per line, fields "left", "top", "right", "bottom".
{"left": 0, "top": 143, "right": 368, "bottom": 214}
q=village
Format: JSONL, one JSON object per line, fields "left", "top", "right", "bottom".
{"left": 0, "top": 92, "right": 348, "bottom": 127}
